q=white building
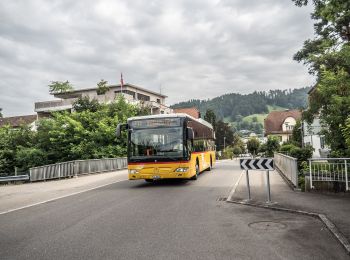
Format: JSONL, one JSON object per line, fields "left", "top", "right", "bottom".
{"left": 302, "top": 117, "right": 330, "bottom": 158}
{"left": 35, "top": 83, "right": 173, "bottom": 118}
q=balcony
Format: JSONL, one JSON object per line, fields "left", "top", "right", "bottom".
{"left": 34, "top": 98, "right": 77, "bottom": 112}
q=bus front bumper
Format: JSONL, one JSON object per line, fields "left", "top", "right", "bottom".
{"left": 128, "top": 162, "right": 194, "bottom": 180}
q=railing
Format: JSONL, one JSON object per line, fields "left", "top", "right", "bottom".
{"left": 29, "top": 158, "right": 127, "bottom": 182}
{"left": 0, "top": 175, "right": 29, "bottom": 183}
{"left": 274, "top": 152, "right": 299, "bottom": 189}
{"left": 309, "top": 158, "right": 349, "bottom": 191}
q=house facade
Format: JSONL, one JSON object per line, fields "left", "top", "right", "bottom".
{"left": 0, "top": 114, "right": 37, "bottom": 130}
{"left": 264, "top": 110, "right": 302, "bottom": 143}
{"left": 35, "top": 83, "right": 173, "bottom": 118}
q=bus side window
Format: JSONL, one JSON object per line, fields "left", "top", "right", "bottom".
{"left": 187, "top": 140, "right": 193, "bottom": 152}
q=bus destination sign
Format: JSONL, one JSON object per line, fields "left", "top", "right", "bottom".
{"left": 131, "top": 118, "right": 181, "bottom": 129}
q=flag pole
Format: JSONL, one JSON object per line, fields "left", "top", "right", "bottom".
{"left": 120, "top": 73, "right": 124, "bottom": 94}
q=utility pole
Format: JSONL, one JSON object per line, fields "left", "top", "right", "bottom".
{"left": 224, "top": 137, "right": 226, "bottom": 151}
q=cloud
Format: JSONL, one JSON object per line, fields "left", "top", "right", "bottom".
{"left": 0, "top": 0, "right": 315, "bottom": 116}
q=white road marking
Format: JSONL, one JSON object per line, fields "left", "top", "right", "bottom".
{"left": 0, "top": 178, "right": 127, "bottom": 216}
{"left": 227, "top": 170, "right": 244, "bottom": 202}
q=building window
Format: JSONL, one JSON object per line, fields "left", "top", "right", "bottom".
{"left": 137, "top": 93, "right": 150, "bottom": 101}
{"left": 115, "top": 90, "right": 135, "bottom": 98}
{"left": 157, "top": 98, "right": 161, "bottom": 104}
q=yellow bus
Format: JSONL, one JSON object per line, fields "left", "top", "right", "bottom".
{"left": 116, "top": 113, "right": 216, "bottom": 182}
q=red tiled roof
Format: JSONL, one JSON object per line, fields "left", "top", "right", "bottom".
{"left": 264, "top": 110, "right": 301, "bottom": 135}
{"left": 0, "top": 115, "right": 37, "bottom": 128}
{"left": 173, "top": 107, "right": 200, "bottom": 119}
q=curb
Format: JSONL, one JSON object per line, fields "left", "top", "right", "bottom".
{"left": 226, "top": 199, "right": 350, "bottom": 255}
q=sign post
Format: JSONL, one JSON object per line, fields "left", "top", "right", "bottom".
{"left": 240, "top": 158, "right": 274, "bottom": 203}
{"left": 245, "top": 170, "right": 251, "bottom": 200}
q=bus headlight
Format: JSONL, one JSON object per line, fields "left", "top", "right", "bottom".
{"left": 129, "top": 169, "right": 139, "bottom": 174}
{"left": 175, "top": 167, "right": 189, "bottom": 172}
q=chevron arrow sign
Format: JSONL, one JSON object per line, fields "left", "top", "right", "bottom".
{"left": 240, "top": 158, "right": 274, "bottom": 170}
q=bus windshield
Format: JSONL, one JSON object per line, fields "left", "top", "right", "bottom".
{"left": 130, "top": 127, "right": 184, "bottom": 160}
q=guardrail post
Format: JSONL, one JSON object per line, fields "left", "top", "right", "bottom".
{"left": 345, "top": 160, "right": 348, "bottom": 192}
{"left": 309, "top": 160, "right": 313, "bottom": 189}
{"left": 74, "top": 161, "right": 78, "bottom": 178}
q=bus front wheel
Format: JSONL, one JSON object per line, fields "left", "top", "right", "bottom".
{"left": 191, "top": 163, "right": 199, "bottom": 180}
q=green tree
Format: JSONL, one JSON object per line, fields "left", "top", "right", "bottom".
{"left": 292, "top": 0, "right": 350, "bottom": 75}
{"left": 265, "top": 136, "right": 280, "bottom": 157}
{"left": 0, "top": 108, "right": 3, "bottom": 118}
{"left": 49, "top": 81, "right": 74, "bottom": 94}
{"left": 247, "top": 137, "right": 260, "bottom": 157}
{"left": 232, "top": 133, "right": 245, "bottom": 152}
{"left": 73, "top": 96, "right": 101, "bottom": 112}
{"left": 96, "top": 79, "right": 109, "bottom": 95}
{"left": 204, "top": 109, "right": 217, "bottom": 130}
{"left": 0, "top": 95, "right": 150, "bottom": 174}
{"left": 232, "top": 146, "right": 242, "bottom": 157}
{"left": 343, "top": 117, "right": 350, "bottom": 148}
{"left": 0, "top": 125, "right": 35, "bottom": 174}
{"left": 215, "top": 120, "right": 234, "bottom": 150}
{"left": 293, "top": 0, "right": 350, "bottom": 156}
{"left": 292, "top": 120, "right": 302, "bottom": 147}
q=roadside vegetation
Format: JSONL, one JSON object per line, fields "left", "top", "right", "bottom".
{"left": 293, "top": 0, "right": 350, "bottom": 157}
{"left": 0, "top": 96, "right": 148, "bottom": 176}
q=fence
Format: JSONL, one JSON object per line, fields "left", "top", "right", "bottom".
{"left": 29, "top": 158, "right": 127, "bottom": 182}
{"left": 309, "top": 158, "right": 349, "bottom": 191}
{"left": 274, "top": 152, "right": 299, "bottom": 189}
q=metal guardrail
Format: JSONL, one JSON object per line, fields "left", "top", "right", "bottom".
{"left": 274, "top": 152, "right": 299, "bottom": 189}
{"left": 0, "top": 175, "right": 30, "bottom": 183}
{"left": 29, "top": 158, "right": 127, "bottom": 182}
{"left": 309, "top": 158, "right": 349, "bottom": 191}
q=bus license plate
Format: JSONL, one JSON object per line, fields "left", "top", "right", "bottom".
{"left": 153, "top": 175, "right": 160, "bottom": 179}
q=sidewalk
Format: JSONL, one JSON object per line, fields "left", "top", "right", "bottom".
{"left": 228, "top": 169, "right": 350, "bottom": 243}
{"left": 0, "top": 170, "right": 128, "bottom": 214}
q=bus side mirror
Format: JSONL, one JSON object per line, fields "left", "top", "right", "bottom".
{"left": 116, "top": 123, "right": 128, "bottom": 138}
{"left": 187, "top": 127, "right": 194, "bottom": 140}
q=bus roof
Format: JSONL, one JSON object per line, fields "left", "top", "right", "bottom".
{"left": 127, "top": 113, "right": 213, "bottom": 130}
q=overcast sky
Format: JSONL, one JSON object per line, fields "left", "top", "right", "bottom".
{"left": 0, "top": 0, "right": 315, "bottom": 116}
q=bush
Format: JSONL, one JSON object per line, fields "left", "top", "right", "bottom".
{"left": 232, "top": 146, "right": 242, "bottom": 157}
{"left": 247, "top": 138, "right": 260, "bottom": 156}
{"left": 290, "top": 146, "right": 313, "bottom": 163}
{"left": 279, "top": 144, "right": 298, "bottom": 155}
{"left": 222, "top": 147, "right": 234, "bottom": 159}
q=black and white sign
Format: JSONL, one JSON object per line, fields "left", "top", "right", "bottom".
{"left": 240, "top": 158, "right": 274, "bottom": 170}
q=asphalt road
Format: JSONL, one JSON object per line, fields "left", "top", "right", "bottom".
{"left": 0, "top": 160, "right": 348, "bottom": 260}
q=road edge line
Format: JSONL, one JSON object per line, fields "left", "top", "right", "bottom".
{"left": 0, "top": 178, "right": 126, "bottom": 216}
{"left": 227, "top": 170, "right": 244, "bottom": 202}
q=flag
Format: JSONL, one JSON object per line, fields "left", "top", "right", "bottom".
{"left": 120, "top": 73, "right": 124, "bottom": 93}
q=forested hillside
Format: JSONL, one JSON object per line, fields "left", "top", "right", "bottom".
{"left": 171, "top": 87, "right": 310, "bottom": 133}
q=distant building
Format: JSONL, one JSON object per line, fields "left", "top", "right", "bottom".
{"left": 35, "top": 83, "right": 173, "bottom": 118}
{"left": 0, "top": 114, "right": 37, "bottom": 130}
{"left": 264, "top": 110, "right": 302, "bottom": 143}
{"left": 173, "top": 107, "right": 200, "bottom": 119}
